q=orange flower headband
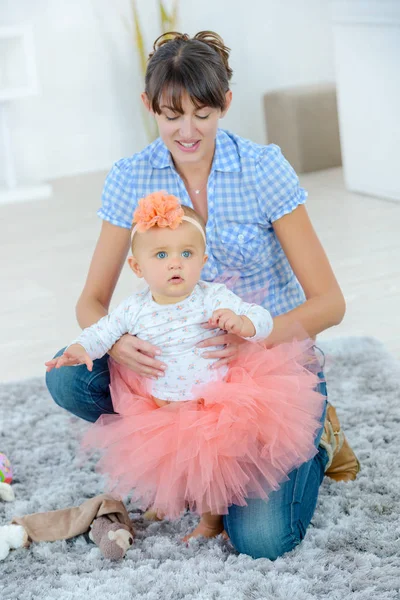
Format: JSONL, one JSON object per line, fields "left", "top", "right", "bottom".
{"left": 132, "top": 192, "right": 206, "bottom": 244}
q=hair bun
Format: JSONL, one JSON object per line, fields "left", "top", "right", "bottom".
{"left": 194, "top": 31, "right": 232, "bottom": 81}
{"left": 149, "top": 32, "right": 189, "bottom": 59}
{"left": 149, "top": 31, "right": 232, "bottom": 82}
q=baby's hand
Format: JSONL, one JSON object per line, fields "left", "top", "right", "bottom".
{"left": 208, "top": 309, "right": 246, "bottom": 336}
{"left": 45, "top": 344, "right": 93, "bottom": 372}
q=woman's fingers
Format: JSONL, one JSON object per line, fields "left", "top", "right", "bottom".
{"left": 195, "top": 331, "right": 243, "bottom": 365}
{"left": 135, "top": 358, "right": 166, "bottom": 379}
{"left": 132, "top": 350, "right": 166, "bottom": 371}
{"left": 203, "top": 344, "right": 238, "bottom": 360}
{"left": 116, "top": 346, "right": 166, "bottom": 378}
{"left": 210, "top": 357, "right": 232, "bottom": 368}
{"left": 133, "top": 339, "right": 162, "bottom": 357}
{"left": 197, "top": 333, "right": 242, "bottom": 348}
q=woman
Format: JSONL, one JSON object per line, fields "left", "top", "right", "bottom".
{"left": 46, "top": 31, "right": 359, "bottom": 559}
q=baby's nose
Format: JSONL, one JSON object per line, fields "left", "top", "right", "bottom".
{"left": 168, "top": 257, "right": 182, "bottom": 269}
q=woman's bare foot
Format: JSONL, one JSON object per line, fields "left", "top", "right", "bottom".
{"left": 182, "top": 513, "right": 224, "bottom": 542}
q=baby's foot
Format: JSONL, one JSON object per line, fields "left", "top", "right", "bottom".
{"left": 182, "top": 516, "right": 224, "bottom": 542}
{"left": 143, "top": 507, "right": 165, "bottom": 521}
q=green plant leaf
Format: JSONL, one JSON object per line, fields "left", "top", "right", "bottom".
{"left": 131, "top": 0, "right": 147, "bottom": 75}
{"left": 130, "top": 0, "right": 180, "bottom": 142}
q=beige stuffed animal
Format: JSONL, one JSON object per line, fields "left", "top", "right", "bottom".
{"left": 89, "top": 515, "right": 134, "bottom": 560}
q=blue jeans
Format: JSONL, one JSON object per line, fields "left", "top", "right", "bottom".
{"left": 46, "top": 348, "right": 329, "bottom": 560}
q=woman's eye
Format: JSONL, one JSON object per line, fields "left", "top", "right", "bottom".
{"left": 196, "top": 114, "right": 210, "bottom": 120}
{"left": 182, "top": 250, "right": 192, "bottom": 258}
{"left": 165, "top": 115, "right": 179, "bottom": 121}
{"left": 156, "top": 251, "right": 167, "bottom": 259}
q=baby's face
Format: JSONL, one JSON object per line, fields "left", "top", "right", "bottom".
{"left": 128, "top": 222, "right": 207, "bottom": 304}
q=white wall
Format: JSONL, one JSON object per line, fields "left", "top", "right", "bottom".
{"left": 0, "top": 0, "right": 335, "bottom": 184}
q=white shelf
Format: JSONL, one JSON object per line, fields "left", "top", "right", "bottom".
{"left": 0, "top": 25, "right": 38, "bottom": 101}
{"left": 0, "top": 24, "right": 51, "bottom": 203}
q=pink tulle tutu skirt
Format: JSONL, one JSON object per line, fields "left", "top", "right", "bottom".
{"left": 82, "top": 340, "right": 326, "bottom": 519}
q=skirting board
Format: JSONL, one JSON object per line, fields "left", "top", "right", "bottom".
{"left": 0, "top": 183, "right": 52, "bottom": 205}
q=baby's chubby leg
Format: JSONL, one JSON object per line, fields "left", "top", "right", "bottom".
{"left": 142, "top": 395, "right": 172, "bottom": 521}
{"left": 147, "top": 396, "right": 227, "bottom": 540}
{"left": 183, "top": 512, "right": 224, "bottom": 542}
{"left": 152, "top": 396, "right": 172, "bottom": 408}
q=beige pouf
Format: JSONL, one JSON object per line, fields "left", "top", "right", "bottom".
{"left": 263, "top": 83, "right": 342, "bottom": 174}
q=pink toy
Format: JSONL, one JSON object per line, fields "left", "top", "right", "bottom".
{"left": 0, "top": 453, "right": 12, "bottom": 484}
{"left": 0, "top": 453, "right": 15, "bottom": 502}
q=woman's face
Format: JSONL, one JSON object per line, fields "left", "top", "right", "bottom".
{"left": 142, "top": 91, "right": 232, "bottom": 169}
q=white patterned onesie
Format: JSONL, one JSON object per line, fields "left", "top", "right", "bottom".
{"left": 70, "top": 281, "right": 273, "bottom": 401}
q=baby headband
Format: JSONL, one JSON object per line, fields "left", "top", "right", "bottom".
{"left": 131, "top": 192, "right": 206, "bottom": 244}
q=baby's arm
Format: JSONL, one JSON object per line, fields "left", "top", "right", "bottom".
{"left": 45, "top": 297, "right": 137, "bottom": 371}
{"left": 207, "top": 284, "right": 273, "bottom": 341}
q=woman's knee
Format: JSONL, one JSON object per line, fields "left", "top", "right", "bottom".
{"left": 223, "top": 496, "right": 306, "bottom": 560}
{"left": 227, "top": 520, "right": 300, "bottom": 560}
{"left": 45, "top": 347, "right": 68, "bottom": 407}
{"left": 45, "top": 349, "right": 112, "bottom": 422}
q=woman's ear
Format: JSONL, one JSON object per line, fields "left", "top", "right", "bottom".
{"left": 141, "top": 92, "right": 152, "bottom": 114}
{"left": 221, "top": 90, "right": 233, "bottom": 118}
{"left": 128, "top": 256, "right": 143, "bottom": 278}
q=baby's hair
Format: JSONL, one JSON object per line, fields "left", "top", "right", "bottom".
{"left": 180, "top": 204, "right": 206, "bottom": 236}
{"left": 131, "top": 203, "right": 206, "bottom": 253}
{"left": 145, "top": 31, "right": 232, "bottom": 115}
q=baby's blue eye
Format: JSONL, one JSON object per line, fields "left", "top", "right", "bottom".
{"left": 182, "top": 250, "right": 192, "bottom": 258}
{"left": 156, "top": 251, "right": 167, "bottom": 259}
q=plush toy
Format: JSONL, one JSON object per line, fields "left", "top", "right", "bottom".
{"left": 0, "top": 453, "right": 15, "bottom": 502}
{"left": 0, "top": 494, "right": 134, "bottom": 561}
{"left": 89, "top": 515, "right": 134, "bottom": 560}
{"left": 0, "top": 525, "right": 29, "bottom": 561}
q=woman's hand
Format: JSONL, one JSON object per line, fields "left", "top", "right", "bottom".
{"left": 196, "top": 328, "right": 247, "bottom": 369}
{"left": 108, "top": 333, "right": 166, "bottom": 379}
{"left": 45, "top": 344, "right": 93, "bottom": 371}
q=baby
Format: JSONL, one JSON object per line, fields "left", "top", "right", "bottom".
{"left": 46, "top": 192, "right": 322, "bottom": 541}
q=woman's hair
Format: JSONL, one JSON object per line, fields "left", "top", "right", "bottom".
{"left": 145, "top": 31, "right": 233, "bottom": 114}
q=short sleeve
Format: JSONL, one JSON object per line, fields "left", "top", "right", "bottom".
{"left": 97, "top": 158, "right": 136, "bottom": 229}
{"left": 256, "top": 144, "right": 307, "bottom": 223}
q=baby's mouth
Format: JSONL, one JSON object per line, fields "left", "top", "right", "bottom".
{"left": 169, "top": 275, "right": 184, "bottom": 283}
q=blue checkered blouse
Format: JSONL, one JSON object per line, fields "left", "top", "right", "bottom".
{"left": 98, "top": 129, "right": 307, "bottom": 317}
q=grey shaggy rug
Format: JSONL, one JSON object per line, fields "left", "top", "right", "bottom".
{"left": 1, "top": 337, "right": 400, "bottom": 600}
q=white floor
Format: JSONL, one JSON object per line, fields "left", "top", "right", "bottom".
{"left": 1, "top": 167, "right": 399, "bottom": 383}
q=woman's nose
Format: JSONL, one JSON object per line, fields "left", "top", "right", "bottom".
{"left": 179, "top": 116, "right": 195, "bottom": 139}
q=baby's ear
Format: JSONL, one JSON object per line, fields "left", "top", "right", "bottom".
{"left": 128, "top": 256, "right": 143, "bottom": 278}
{"left": 203, "top": 254, "right": 208, "bottom": 266}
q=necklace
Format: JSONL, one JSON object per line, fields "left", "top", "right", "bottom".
{"left": 189, "top": 182, "right": 207, "bottom": 195}
{"left": 181, "top": 171, "right": 209, "bottom": 195}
